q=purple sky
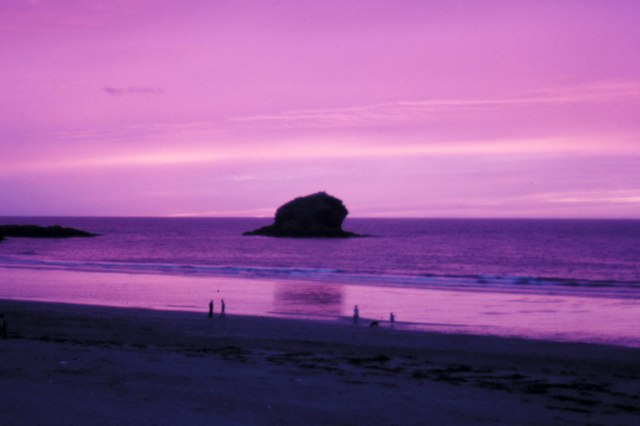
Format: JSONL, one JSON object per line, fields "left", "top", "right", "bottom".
{"left": 1, "top": 0, "right": 639, "bottom": 218}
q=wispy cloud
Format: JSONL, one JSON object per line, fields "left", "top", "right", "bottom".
{"left": 3, "top": 135, "right": 630, "bottom": 176}
{"left": 358, "top": 188, "right": 640, "bottom": 218}
{"left": 230, "top": 81, "right": 640, "bottom": 129}
{"left": 167, "top": 208, "right": 275, "bottom": 218}
{"left": 507, "top": 189, "right": 640, "bottom": 208}
{"left": 0, "top": 1, "right": 135, "bottom": 32}
{"left": 546, "top": 190, "right": 640, "bottom": 205}
{"left": 103, "top": 86, "right": 164, "bottom": 96}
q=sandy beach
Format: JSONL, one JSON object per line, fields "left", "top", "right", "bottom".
{"left": 1, "top": 300, "right": 639, "bottom": 425}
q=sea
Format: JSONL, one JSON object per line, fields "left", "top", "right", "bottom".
{"left": 1, "top": 217, "right": 639, "bottom": 347}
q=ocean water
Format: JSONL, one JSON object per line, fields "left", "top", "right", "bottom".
{"left": 1, "top": 217, "right": 639, "bottom": 294}
{"left": 1, "top": 217, "right": 640, "bottom": 346}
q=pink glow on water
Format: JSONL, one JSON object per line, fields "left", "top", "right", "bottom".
{"left": 2, "top": 267, "right": 639, "bottom": 347}
{"left": 1, "top": 1, "right": 639, "bottom": 217}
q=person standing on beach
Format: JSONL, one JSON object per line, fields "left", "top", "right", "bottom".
{"left": 389, "top": 312, "right": 395, "bottom": 324}
{"left": 220, "top": 299, "right": 226, "bottom": 318}
{"left": 353, "top": 305, "right": 359, "bottom": 324}
{"left": 208, "top": 300, "right": 213, "bottom": 318}
{"left": 0, "top": 314, "right": 7, "bottom": 339}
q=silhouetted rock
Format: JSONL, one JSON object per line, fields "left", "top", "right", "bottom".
{"left": 243, "top": 192, "right": 360, "bottom": 238}
{"left": 0, "top": 225, "right": 97, "bottom": 239}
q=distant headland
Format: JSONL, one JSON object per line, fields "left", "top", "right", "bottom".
{"left": 243, "top": 192, "right": 361, "bottom": 238}
{"left": 0, "top": 225, "right": 98, "bottom": 241}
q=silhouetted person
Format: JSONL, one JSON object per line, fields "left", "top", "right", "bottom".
{"left": 389, "top": 312, "right": 395, "bottom": 324}
{"left": 0, "top": 314, "right": 7, "bottom": 339}
{"left": 353, "top": 305, "right": 359, "bottom": 324}
{"left": 208, "top": 300, "right": 213, "bottom": 318}
{"left": 220, "top": 299, "right": 226, "bottom": 318}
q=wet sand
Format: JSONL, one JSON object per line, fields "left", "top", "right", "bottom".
{"left": 1, "top": 300, "right": 639, "bottom": 425}
{"left": 2, "top": 266, "right": 639, "bottom": 347}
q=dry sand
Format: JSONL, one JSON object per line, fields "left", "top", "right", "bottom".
{"left": 1, "top": 300, "right": 639, "bottom": 425}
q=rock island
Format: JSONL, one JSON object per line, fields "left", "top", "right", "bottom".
{"left": 243, "top": 192, "right": 360, "bottom": 238}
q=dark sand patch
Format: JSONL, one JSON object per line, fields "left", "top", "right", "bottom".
{"left": 1, "top": 300, "right": 639, "bottom": 425}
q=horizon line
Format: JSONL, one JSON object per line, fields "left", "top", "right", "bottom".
{"left": 1, "top": 214, "right": 639, "bottom": 221}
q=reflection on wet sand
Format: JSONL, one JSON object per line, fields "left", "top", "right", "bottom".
{"left": 273, "top": 281, "right": 343, "bottom": 319}
{"left": 2, "top": 267, "right": 640, "bottom": 346}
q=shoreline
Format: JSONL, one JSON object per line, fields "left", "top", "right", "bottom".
{"left": 2, "top": 266, "right": 639, "bottom": 348}
{"left": 1, "top": 299, "right": 640, "bottom": 425}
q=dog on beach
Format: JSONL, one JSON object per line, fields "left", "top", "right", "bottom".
{"left": 369, "top": 320, "right": 379, "bottom": 328}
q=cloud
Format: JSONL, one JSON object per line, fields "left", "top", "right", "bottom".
{"left": 168, "top": 208, "right": 275, "bottom": 218}
{"left": 0, "top": 1, "right": 133, "bottom": 32}
{"left": 2, "top": 134, "right": 628, "bottom": 176}
{"left": 230, "top": 81, "right": 640, "bottom": 130}
{"left": 103, "top": 86, "right": 164, "bottom": 96}
{"left": 543, "top": 190, "right": 640, "bottom": 205}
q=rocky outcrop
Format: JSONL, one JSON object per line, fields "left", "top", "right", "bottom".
{"left": 243, "top": 192, "right": 360, "bottom": 238}
{"left": 0, "top": 225, "right": 97, "bottom": 239}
